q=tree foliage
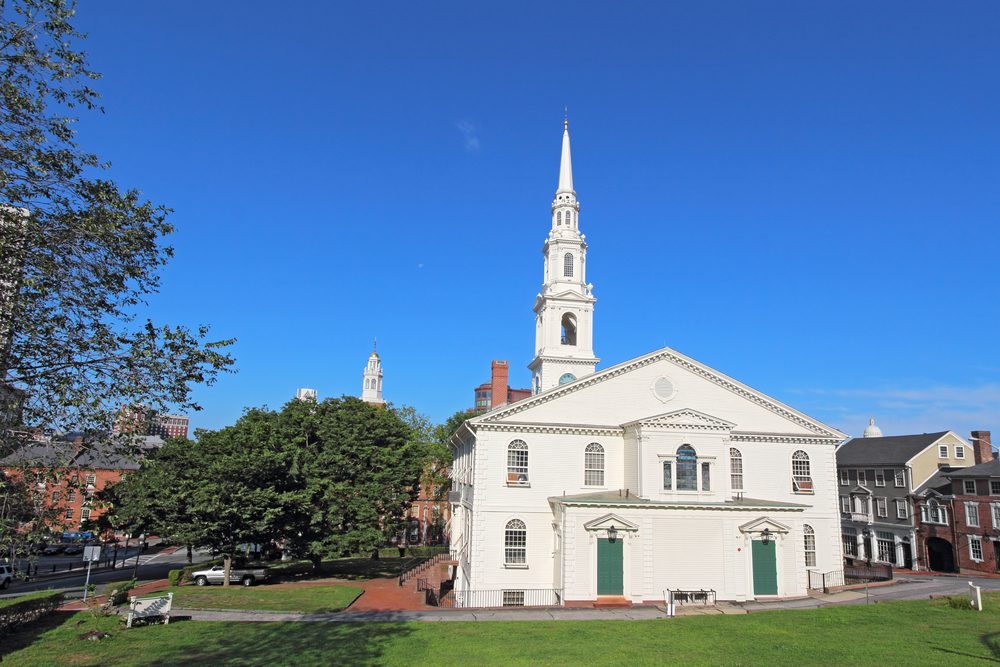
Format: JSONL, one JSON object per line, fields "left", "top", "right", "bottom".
{"left": 0, "top": 0, "right": 234, "bottom": 457}
{"left": 108, "top": 397, "right": 424, "bottom": 569}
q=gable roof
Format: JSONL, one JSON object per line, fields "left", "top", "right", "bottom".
{"left": 946, "top": 458, "right": 1000, "bottom": 479}
{"left": 472, "top": 346, "right": 846, "bottom": 440}
{"left": 914, "top": 467, "right": 957, "bottom": 496}
{"left": 1, "top": 436, "right": 164, "bottom": 471}
{"left": 836, "top": 432, "right": 949, "bottom": 466}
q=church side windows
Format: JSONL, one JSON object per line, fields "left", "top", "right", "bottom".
{"left": 504, "top": 519, "right": 527, "bottom": 566}
{"left": 662, "top": 461, "right": 672, "bottom": 490}
{"left": 507, "top": 440, "right": 529, "bottom": 486}
{"left": 730, "top": 448, "right": 743, "bottom": 491}
{"left": 701, "top": 462, "right": 711, "bottom": 491}
{"left": 676, "top": 445, "right": 697, "bottom": 491}
{"left": 566, "top": 210, "right": 573, "bottom": 226}
{"left": 803, "top": 524, "right": 817, "bottom": 567}
{"left": 557, "top": 211, "right": 562, "bottom": 225}
{"left": 560, "top": 313, "right": 577, "bottom": 346}
{"left": 563, "top": 253, "right": 574, "bottom": 277}
{"left": 792, "top": 451, "right": 813, "bottom": 494}
{"left": 584, "top": 443, "right": 604, "bottom": 487}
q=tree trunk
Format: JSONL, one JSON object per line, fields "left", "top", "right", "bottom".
{"left": 371, "top": 548, "right": 380, "bottom": 561}
{"left": 310, "top": 554, "right": 322, "bottom": 571}
{"left": 223, "top": 554, "right": 231, "bottom": 587}
{"left": 186, "top": 543, "right": 192, "bottom": 565}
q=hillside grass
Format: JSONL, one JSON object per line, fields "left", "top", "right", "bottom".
{"left": 5, "top": 593, "right": 998, "bottom": 666}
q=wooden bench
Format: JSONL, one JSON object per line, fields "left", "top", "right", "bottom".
{"left": 126, "top": 592, "right": 173, "bottom": 628}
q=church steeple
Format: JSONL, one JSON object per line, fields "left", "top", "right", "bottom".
{"left": 528, "top": 119, "right": 599, "bottom": 394}
{"left": 361, "top": 339, "right": 385, "bottom": 405}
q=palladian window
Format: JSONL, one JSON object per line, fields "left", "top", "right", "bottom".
{"left": 676, "top": 445, "right": 697, "bottom": 491}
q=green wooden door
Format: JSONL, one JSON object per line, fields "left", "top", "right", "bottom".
{"left": 597, "top": 538, "right": 624, "bottom": 595}
{"left": 752, "top": 540, "right": 778, "bottom": 596}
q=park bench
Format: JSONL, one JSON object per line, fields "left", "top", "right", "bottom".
{"left": 126, "top": 592, "right": 173, "bottom": 628}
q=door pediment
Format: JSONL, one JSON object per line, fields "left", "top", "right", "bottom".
{"left": 739, "top": 516, "right": 791, "bottom": 535}
{"left": 583, "top": 513, "right": 639, "bottom": 532}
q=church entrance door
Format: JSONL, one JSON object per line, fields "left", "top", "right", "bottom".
{"left": 597, "top": 537, "right": 623, "bottom": 596}
{"left": 751, "top": 540, "right": 778, "bottom": 596}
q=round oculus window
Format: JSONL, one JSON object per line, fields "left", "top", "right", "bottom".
{"left": 559, "top": 373, "right": 577, "bottom": 385}
{"left": 653, "top": 376, "right": 676, "bottom": 402}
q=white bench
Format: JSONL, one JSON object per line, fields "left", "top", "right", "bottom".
{"left": 126, "top": 592, "right": 173, "bottom": 628}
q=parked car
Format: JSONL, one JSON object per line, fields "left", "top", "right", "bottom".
{"left": 189, "top": 565, "right": 269, "bottom": 587}
{"left": 63, "top": 545, "right": 83, "bottom": 555}
{"left": 0, "top": 564, "right": 13, "bottom": 589}
{"left": 42, "top": 545, "right": 65, "bottom": 556}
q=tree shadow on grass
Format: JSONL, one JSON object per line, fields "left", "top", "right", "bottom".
{"left": 275, "top": 558, "right": 410, "bottom": 582}
{"left": 983, "top": 632, "right": 1000, "bottom": 659}
{"left": 142, "top": 619, "right": 415, "bottom": 667}
{"left": 3, "top": 609, "right": 80, "bottom": 654}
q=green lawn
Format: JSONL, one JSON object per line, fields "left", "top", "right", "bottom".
{"left": 0, "top": 589, "right": 61, "bottom": 610}
{"left": 5, "top": 594, "right": 999, "bottom": 666}
{"left": 154, "top": 583, "right": 363, "bottom": 613}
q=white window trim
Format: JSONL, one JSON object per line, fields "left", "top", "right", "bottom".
{"left": 991, "top": 502, "right": 1000, "bottom": 529}
{"left": 963, "top": 480, "right": 977, "bottom": 495}
{"left": 965, "top": 502, "right": 980, "bottom": 528}
{"left": 875, "top": 471, "right": 885, "bottom": 487}
{"left": 955, "top": 446, "right": 965, "bottom": 459}
{"left": 968, "top": 535, "right": 984, "bottom": 563}
{"left": 857, "top": 470, "right": 867, "bottom": 485}
{"left": 991, "top": 481, "right": 1000, "bottom": 497}
{"left": 839, "top": 469, "right": 849, "bottom": 485}
{"left": 895, "top": 499, "right": 907, "bottom": 519}
{"left": 875, "top": 497, "right": 888, "bottom": 518}
{"left": 938, "top": 445, "right": 949, "bottom": 459}
{"left": 894, "top": 470, "right": 906, "bottom": 488}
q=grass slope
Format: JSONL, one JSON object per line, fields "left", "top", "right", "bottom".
{"left": 5, "top": 594, "right": 998, "bottom": 666}
{"left": 158, "top": 584, "right": 363, "bottom": 613}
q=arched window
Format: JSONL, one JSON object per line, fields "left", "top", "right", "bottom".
{"left": 563, "top": 253, "right": 574, "bottom": 277}
{"left": 556, "top": 211, "right": 562, "bottom": 225}
{"left": 676, "top": 444, "right": 697, "bottom": 491}
{"left": 730, "top": 448, "right": 743, "bottom": 491}
{"left": 567, "top": 211, "right": 573, "bottom": 225}
{"left": 507, "top": 440, "right": 528, "bottom": 485}
{"left": 803, "top": 524, "right": 816, "bottom": 566}
{"left": 584, "top": 443, "right": 604, "bottom": 486}
{"left": 505, "top": 519, "right": 527, "bottom": 565}
{"left": 560, "top": 313, "right": 577, "bottom": 345}
{"left": 792, "top": 451, "right": 813, "bottom": 493}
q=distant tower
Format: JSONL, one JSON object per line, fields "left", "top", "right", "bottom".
{"left": 527, "top": 118, "right": 599, "bottom": 394}
{"left": 361, "top": 339, "right": 385, "bottom": 405}
{"left": 296, "top": 388, "right": 317, "bottom": 402}
{"left": 863, "top": 416, "right": 883, "bottom": 438}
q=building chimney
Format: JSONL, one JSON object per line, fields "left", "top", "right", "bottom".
{"left": 490, "top": 360, "right": 510, "bottom": 409}
{"left": 971, "top": 431, "right": 993, "bottom": 464}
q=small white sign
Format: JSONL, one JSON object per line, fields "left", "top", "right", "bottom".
{"left": 83, "top": 546, "right": 101, "bottom": 562}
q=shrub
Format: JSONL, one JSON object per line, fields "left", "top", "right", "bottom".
{"left": 105, "top": 579, "right": 137, "bottom": 606}
{"left": 0, "top": 591, "right": 64, "bottom": 633}
{"left": 945, "top": 595, "right": 974, "bottom": 610}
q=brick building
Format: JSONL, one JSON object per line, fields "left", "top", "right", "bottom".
{"left": 913, "top": 431, "right": 998, "bottom": 574}
{"left": 404, "top": 469, "right": 450, "bottom": 546}
{"left": 113, "top": 405, "right": 189, "bottom": 439}
{"left": 472, "top": 360, "right": 531, "bottom": 413}
{"left": 1, "top": 435, "right": 163, "bottom": 536}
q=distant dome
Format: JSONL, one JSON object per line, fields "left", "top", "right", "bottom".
{"left": 863, "top": 417, "right": 883, "bottom": 438}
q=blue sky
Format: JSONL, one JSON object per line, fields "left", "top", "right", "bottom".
{"left": 73, "top": 2, "right": 999, "bottom": 438}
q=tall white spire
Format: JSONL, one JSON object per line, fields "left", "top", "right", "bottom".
{"left": 557, "top": 117, "right": 574, "bottom": 194}
{"left": 529, "top": 118, "right": 598, "bottom": 394}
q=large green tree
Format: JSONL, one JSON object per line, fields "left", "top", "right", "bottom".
{"left": 0, "top": 0, "right": 234, "bottom": 459}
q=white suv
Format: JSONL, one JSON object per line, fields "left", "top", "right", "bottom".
{"left": 0, "top": 564, "right": 13, "bottom": 589}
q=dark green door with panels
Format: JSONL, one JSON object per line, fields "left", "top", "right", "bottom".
{"left": 597, "top": 537, "right": 624, "bottom": 595}
{"left": 751, "top": 539, "right": 777, "bottom": 596}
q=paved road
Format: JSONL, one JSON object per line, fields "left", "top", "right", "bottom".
{"left": 0, "top": 548, "right": 211, "bottom": 600}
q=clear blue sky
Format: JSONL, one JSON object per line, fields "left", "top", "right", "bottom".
{"left": 73, "top": 2, "right": 999, "bottom": 439}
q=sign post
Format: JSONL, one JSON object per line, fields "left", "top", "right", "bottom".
{"left": 81, "top": 546, "right": 101, "bottom": 602}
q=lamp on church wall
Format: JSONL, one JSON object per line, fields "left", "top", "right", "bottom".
{"left": 760, "top": 528, "right": 772, "bottom": 546}
{"left": 607, "top": 525, "right": 618, "bottom": 543}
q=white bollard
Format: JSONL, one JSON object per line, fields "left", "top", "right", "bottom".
{"left": 968, "top": 582, "right": 982, "bottom": 611}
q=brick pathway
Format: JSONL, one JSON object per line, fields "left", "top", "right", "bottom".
{"left": 59, "top": 578, "right": 171, "bottom": 611}
{"left": 345, "top": 576, "right": 429, "bottom": 612}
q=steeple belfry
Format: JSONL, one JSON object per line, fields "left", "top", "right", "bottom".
{"left": 361, "top": 338, "right": 385, "bottom": 405}
{"left": 528, "top": 119, "right": 599, "bottom": 394}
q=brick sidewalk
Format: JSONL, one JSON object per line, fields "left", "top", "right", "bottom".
{"left": 59, "top": 578, "right": 171, "bottom": 611}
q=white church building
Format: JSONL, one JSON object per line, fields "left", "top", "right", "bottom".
{"left": 448, "top": 121, "right": 847, "bottom": 606}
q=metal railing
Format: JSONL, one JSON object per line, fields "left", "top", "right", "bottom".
{"left": 398, "top": 557, "right": 431, "bottom": 586}
{"left": 808, "top": 569, "right": 845, "bottom": 593}
{"left": 844, "top": 562, "right": 893, "bottom": 584}
{"left": 440, "top": 588, "right": 563, "bottom": 608}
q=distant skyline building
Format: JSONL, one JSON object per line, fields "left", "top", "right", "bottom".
{"left": 361, "top": 339, "right": 385, "bottom": 405}
{"left": 113, "top": 405, "right": 189, "bottom": 439}
{"left": 472, "top": 360, "right": 531, "bottom": 413}
{"left": 296, "top": 387, "right": 317, "bottom": 402}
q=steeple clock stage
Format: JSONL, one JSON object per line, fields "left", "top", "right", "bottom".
{"left": 528, "top": 119, "right": 600, "bottom": 394}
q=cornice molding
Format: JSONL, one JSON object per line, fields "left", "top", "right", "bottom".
{"left": 624, "top": 408, "right": 737, "bottom": 432}
{"left": 730, "top": 432, "right": 841, "bottom": 446}
{"left": 473, "top": 421, "right": 623, "bottom": 437}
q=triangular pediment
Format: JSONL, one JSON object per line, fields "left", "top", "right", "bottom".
{"left": 739, "top": 516, "right": 791, "bottom": 534}
{"left": 472, "top": 346, "right": 846, "bottom": 442}
{"left": 850, "top": 485, "right": 872, "bottom": 495}
{"left": 623, "top": 408, "right": 736, "bottom": 432}
{"left": 583, "top": 513, "right": 639, "bottom": 532}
